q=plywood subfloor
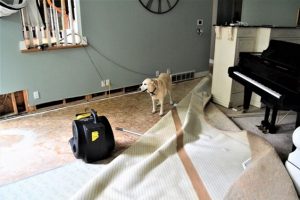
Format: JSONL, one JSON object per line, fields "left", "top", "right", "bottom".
{"left": 0, "top": 79, "right": 201, "bottom": 186}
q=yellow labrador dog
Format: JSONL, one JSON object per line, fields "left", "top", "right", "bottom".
{"left": 140, "top": 73, "right": 173, "bottom": 116}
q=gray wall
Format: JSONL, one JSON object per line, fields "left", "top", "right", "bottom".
{"left": 241, "top": 0, "right": 300, "bottom": 26}
{"left": 0, "top": 0, "right": 212, "bottom": 105}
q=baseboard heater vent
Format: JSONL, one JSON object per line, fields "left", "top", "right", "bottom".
{"left": 171, "top": 70, "right": 195, "bottom": 83}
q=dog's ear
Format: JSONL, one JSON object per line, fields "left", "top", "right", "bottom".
{"left": 151, "top": 79, "right": 158, "bottom": 87}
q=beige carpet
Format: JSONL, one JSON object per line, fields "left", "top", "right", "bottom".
{"left": 0, "top": 78, "right": 200, "bottom": 186}
{"left": 72, "top": 76, "right": 298, "bottom": 200}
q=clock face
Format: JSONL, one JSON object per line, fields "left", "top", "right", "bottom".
{"left": 139, "top": 0, "right": 179, "bottom": 14}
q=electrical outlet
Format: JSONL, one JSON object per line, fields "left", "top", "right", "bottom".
{"left": 33, "top": 91, "right": 40, "bottom": 99}
{"left": 167, "top": 68, "right": 171, "bottom": 74}
{"left": 156, "top": 70, "right": 160, "bottom": 77}
{"left": 106, "top": 79, "right": 110, "bottom": 86}
{"left": 101, "top": 80, "right": 105, "bottom": 87}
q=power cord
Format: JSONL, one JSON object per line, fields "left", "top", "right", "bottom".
{"left": 58, "top": 34, "right": 153, "bottom": 78}
{"left": 83, "top": 46, "right": 105, "bottom": 80}
{"left": 81, "top": 37, "right": 153, "bottom": 77}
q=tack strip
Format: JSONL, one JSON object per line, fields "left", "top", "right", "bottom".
{"left": 172, "top": 108, "right": 211, "bottom": 200}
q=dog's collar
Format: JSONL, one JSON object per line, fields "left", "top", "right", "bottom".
{"left": 148, "top": 87, "right": 157, "bottom": 96}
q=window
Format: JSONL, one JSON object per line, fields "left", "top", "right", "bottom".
{"left": 19, "top": 0, "right": 87, "bottom": 52}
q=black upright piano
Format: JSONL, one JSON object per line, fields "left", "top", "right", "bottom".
{"left": 228, "top": 40, "right": 300, "bottom": 133}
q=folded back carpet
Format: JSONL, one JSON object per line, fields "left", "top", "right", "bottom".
{"left": 72, "top": 76, "right": 298, "bottom": 200}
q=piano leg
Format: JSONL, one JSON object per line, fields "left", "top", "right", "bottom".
{"left": 296, "top": 112, "right": 300, "bottom": 128}
{"left": 292, "top": 112, "right": 300, "bottom": 151}
{"left": 269, "top": 108, "right": 278, "bottom": 134}
{"left": 243, "top": 87, "right": 252, "bottom": 111}
{"left": 260, "top": 106, "right": 271, "bottom": 133}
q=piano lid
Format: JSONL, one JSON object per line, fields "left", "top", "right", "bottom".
{"left": 261, "top": 40, "right": 300, "bottom": 74}
{"left": 230, "top": 40, "right": 300, "bottom": 96}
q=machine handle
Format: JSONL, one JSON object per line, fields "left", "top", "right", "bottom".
{"left": 91, "top": 109, "right": 98, "bottom": 124}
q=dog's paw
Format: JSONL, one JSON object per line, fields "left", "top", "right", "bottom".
{"left": 159, "top": 113, "right": 164, "bottom": 117}
{"left": 152, "top": 110, "right": 157, "bottom": 114}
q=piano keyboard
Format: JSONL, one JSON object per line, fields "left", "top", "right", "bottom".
{"left": 233, "top": 71, "right": 282, "bottom": 99}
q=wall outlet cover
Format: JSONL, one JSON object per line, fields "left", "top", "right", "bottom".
{"left": 101, "top": 81, "right": 105, "bottom": 87}
{"left": 33, "top": 91, "right": 40, "bottom": 99}
{"left": 156, "top": 70, "right": 160, "bottom": 77}
{"left": 167, "top": 68, "right": 171, "bottom": 74}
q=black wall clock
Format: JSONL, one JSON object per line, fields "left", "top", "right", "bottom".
{"left": 139, "top": 0, "right": 179, "bottom": 14}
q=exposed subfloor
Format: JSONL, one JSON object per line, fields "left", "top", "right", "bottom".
{"left": 0, "top": 78, "right": 201, "bottom": 186}
{"left": 0, "top": 77, "right": 295, "bottom": 187}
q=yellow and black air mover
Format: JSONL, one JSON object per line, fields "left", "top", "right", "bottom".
{"left": 69, "top": 109, "right": 115, "bottom": 163}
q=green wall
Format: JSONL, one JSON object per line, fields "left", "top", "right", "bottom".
{"left": 0, "top": 0, "right": 212, "bottom": 105}
{"left": 241, "top": 0, "right": 300, "bottom": 26}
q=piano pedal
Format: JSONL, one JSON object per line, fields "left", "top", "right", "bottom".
{"left": 256, "top": 124, "right": 262, "bottom": 129}
{"left": 268, "top": 126, "right": 277, "bottom": 134}
{"left": 261, "top": 120, "right": 270, "bottom": 128}
{"left": 262, "top": 129, "right": 268, "bottom": 134}
{"left": 256, "top": 124, "right": 268, "bottom": 133}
